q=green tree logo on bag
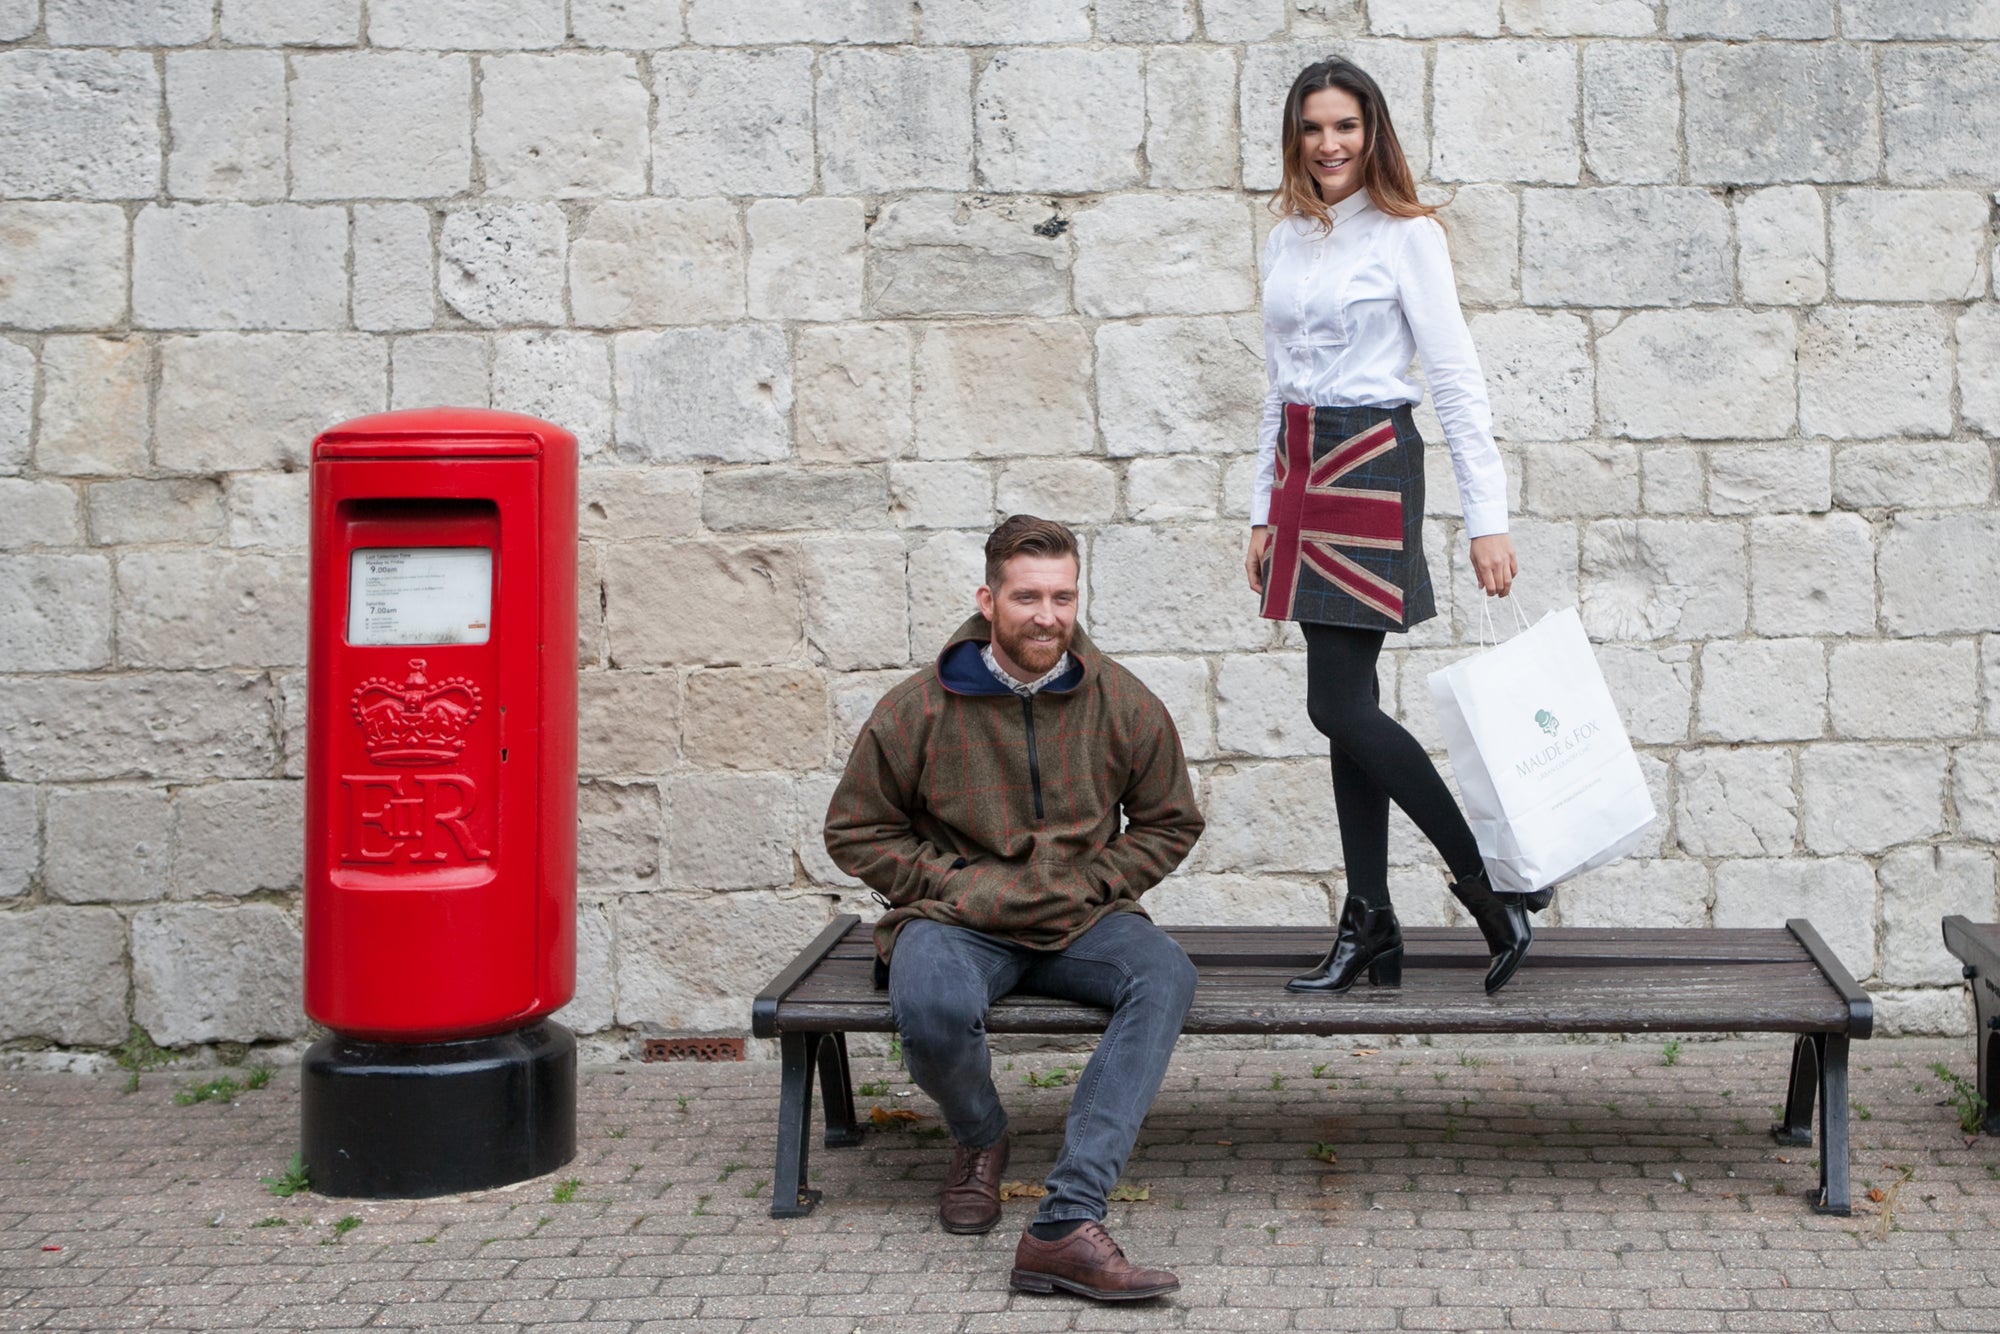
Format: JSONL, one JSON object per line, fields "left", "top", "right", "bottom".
{"left": 1535, "top": 708, "right": 1560, "bottom": 737}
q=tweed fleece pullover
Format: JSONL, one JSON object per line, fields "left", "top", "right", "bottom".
{"left": 824, "top": 614, "right": 1204, "bottom": 964}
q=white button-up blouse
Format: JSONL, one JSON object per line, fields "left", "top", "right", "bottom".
{"left": 1253, "top": 191, "right": 1509, "bottom": 538}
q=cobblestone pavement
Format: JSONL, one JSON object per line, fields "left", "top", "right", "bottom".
{"left": 2, "top": 1037, "right": 1996, "bottom": 1333}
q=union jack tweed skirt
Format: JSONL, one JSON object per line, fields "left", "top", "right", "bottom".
{"left": 1258, "top": 401, "right": 1436, "bottom": 633}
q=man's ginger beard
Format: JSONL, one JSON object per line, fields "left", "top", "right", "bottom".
{"left": 992, "top": 609, "right": 1071, "bottom": 678}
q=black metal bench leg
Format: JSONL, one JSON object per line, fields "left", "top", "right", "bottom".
{"left": 770, "top": 1031, "right": 823, "bottom": 1219}
{"left": 1814, "top": 1034, "right": 1851, "bottom": 1216}
{"left": 1771, "top": 1033, "right": 1820, "bottom": 1147}
{"left": 816, "top": 1031, "right": 865, "bottom": 1148}
{"left": 1969, "top": 973, "right": 2000, "bottom": 1135}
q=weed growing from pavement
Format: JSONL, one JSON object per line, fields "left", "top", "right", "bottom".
{"left": 261, "top": 1154, "right": 310, "bottom": 1198}
{"left": 1931, "top": 1062, "right": 1988, "bottom": 1133}
{"left": 326, "top": 1216, "right": 361, "bottom": 1243}
{"left": 675, "top": 1094, "right": 690, "bottom": 1113}
{"left": 552, "top": 1178, "right": 581, "bottom": 1203}
{"left": 176, "top": 1076, "right": 243, "bottom": 1105}
{"left": 857, "top": 1080, "right": 889, "bottom": 1096}
{"left": 252, "top": 1217, "right": 288, "bottom": 1228}
{"left": 718, "top": 1163, "right": 742, "bottom": 1181}
{"left": 1661, "top": 1040, "right": 1682, "bottom": 1067}
{"left": 608, "top": 1126, "right": 627, "bottom": 1139}
{"left": 1268, "top": 1073, "right": 1284, "bottom": 1091}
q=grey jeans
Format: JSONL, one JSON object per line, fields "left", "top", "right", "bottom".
{"left": 887, "top": 910, "right": 1198, "bottom": 1225}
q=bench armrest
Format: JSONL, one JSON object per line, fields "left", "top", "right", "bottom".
{"left": 753, "top": 915, "right": 862, "bottom": 1039}
{"left": 1787, "top": 918, "right": 1873, "bottom": 1040}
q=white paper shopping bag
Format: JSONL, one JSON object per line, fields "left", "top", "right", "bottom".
{"left": 1425, "top": 604, "right": 1654, "bottom": 894}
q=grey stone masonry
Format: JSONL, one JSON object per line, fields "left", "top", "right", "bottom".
{"left": 0, "top": 2, "right": 1996, "bottom": 1058}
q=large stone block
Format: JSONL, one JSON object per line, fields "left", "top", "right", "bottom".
{"left": 614, "top": 327, "right": 791, "bottom": 465}
{"left": 225, "top": 473, "right": 309, "bottom": 551}
{"left": 1834, "top": 441, "right": 1993, "bottom": 511}
{"left": 132, "top": 903, "right": 305, "bottom": 1046}
{"left": 1882, "top": 47, "right": 2000, "bottom": 186}
{"left": 1641, "top": 447, "right": 1704, "bottom": 515}
{"left": 577, "top": 781, "right": 661, "bottom": 888}
{"left": 1090, "top": 525, "right": 1272, "bottom": 654}
{"left": 1871, "top": 987, "right": 1973, "bottom": 1039}
{"left": 704, "top": 466, "right": 887, "bottom": 533}
{"left": 1469, "top": 310, "right": 1594, "bottom": 440}
{"left": 1559, "top": 859, "right": 1709, "bottom": 930}
{"left": 1685, "top": 43, "right": 1877, "bottom": 184}
{"left": 1595, "top": 644, "right": 1692, "bottom": 744}
{"left": 116, "top": 551, "right": 307, "bottom": 670}
{"left": 665, "top": 773, "right": 796, "bottom": 890}
{"left": 0, "top": 554, "right": 111, "bottom": 672}
{"left": 492, "top": 332, "right": 614, "bottom": 460}
{"left": 1956, "top": 743, "right": 2000, "bottom": 844}
{"left": 1205, "top": 0, "right": 1287, "bottom": 40}
{"left": 290, "top": 53, "right": 470, "bottom": 200}
{"left": 1962, "top": 305, "right": 2000, "bottom": 436}
{"left": 477, "top": 54, "right": 647, "bottom": 199}
{"left": 1829, "top": 641, "right": 1979, "bottom": 741}
{"left": 1097, "top": 315, "right": 1264, "bottom": 458}
{"left": 578, "top": 469, "right": 699, "bottom": 544}
{"left": 1748, "top": 512, "right": 1874, "bottom": 637}
{"left": 913, "top": 321, "right": 1094, "bottom": 460}
{"left": 88, "top": 478, "right": 225, "bottom": 546}
{"left": 796, "top": 325, "right": 913, "bottom": 463}
{"left": 1198, "top": 760, "right": 1340, "bottom": 873}
{"left": 0, "top": 908, "right": 128, "bottom": 1045}
{"left": 1596, "top": 311, "right": 1795, "bottom": 440}
{"left": 370, "top": 0, "right": 564, "bottom": 46}
{"left": 1696, "top": 638, "right": 1825, "bottom": 742}
{"left": 552, "top": 895, "right": 616, "bottom": 1035}
{"left": 0, "top": 480, "right": 81, "bottom": 548}
{"left": 34, "top": 335, "right": 148, "bottom": 475}
{"left": 654, "top": 49, "right": 813, "bottom": 199}
{"left": 0, "top": 203, "right": 127, "bottom": 330}
{"left": 1369, "top": 0, "right": 1499, "bottom": 36}
{"left": 818, "top": 49, "right": 972, "bottom": 194}
{"left": 975, "top": 48, "right": 1144, "bottom": 193}
{"left": 1073, "top": 195, "right": 1256, "bottom": 318}
{"left": 828, "top": 669, "right": 912, "bottom": 763}
{"left": 0, "top": 50, "right": 159, "bottom": 199}
{"left": 1522, "top": 189, "right": 1730, "bottom": 307}
{"left": 1801, "top": 306, "right": 1950, "bottom": 439}
{"left": 1147, "top": 46, "right": 1238, "bottom": 190}
{"left": 166, "top": 52, "right": 285, "bottom": 201}
{"left": 1878, "top": 512, "right": 2000, "bottom": 637}
{"left": 604, "top": 541, "right": 802, "bottom": 667}
{"left": 1674, "top": 747, "right": 1796, "bottom": 858}
{"left": 438, "top": 203, "right": 566, "bottom": 328}
{"left": 1579, "top": 519, "right": 1745, "bottom": 641}
{"left": 1879, "top": 847, "right": 1994, "bottom": 986}
{"left": 1120, "top": 655, "right": 1215, "bottom": 761}
{"left": 1502, "top": 0, "right": 1656, "bottom": 33}
{"left": 391, "top": 334, "right": 488, "bottom": 412}
{"left": 1666, "top": 0, "right": 1834, "bottom": 37}
{"left": 866, "top": 195, "right": 1070, "bottom": 319}
{"left": 906, "top": 530, "right": 987, "bottom": 656}
{"left": 1846, "top": 0, "right": 2000, "bottom": 37}
{"left": 1712, "top": 858, "right": 1875, "bottom": 979}
{"left": 156, "top": 334, "right": 384, "bottom": 474}
{"left": 1145, "top": 873, "right": 1332, "bottom": 927}
{"left": 1439, "top": 185, "right": 1519, "bottom": 306}
{"left": 45, "top": 785, "right": 170, "bottom": 904}
{"left": 0, "top": 673, "right": 274, "bottom": 782}
{"left": 173, "top": 780, "right": 302, "bottom": 898}
{"left": 46, "top": 0, "right": 211, "bottom": 42}
{"left": 570, "top": 199, "right": 744, "bottom": 329}
{"left": 686, "top": 0, "right": 909, "bottom": 42}
{"left": 1708, "top": 445, "right": 1830, "bottom": 516}
{"left": 0, "top": 784, "right": 34, "bottom": 898}
{"left": 684, "top": 668, "right": 827, "bottom": 771}
{"left": 1831, "top": 190, "right": 1988, "bottom": 302}
{"left": 353, "top": 204, "right": 435, "bottom": 333}
{"left": 748, "top": 198, "right": 864, "bottom": 323}
{"left": 578, "top": 671, "right": 679, "bottom": 777}
{"left": 221, "top": 0, "right": 361, "bottom": 44}
{"left": 135, "top": 205, "right": 347, "bottom": 332}
{"left": 572, "top": 0, "right": 680, "bottom": 44}
{"left": 1735, "top": 186, "right": 1827, "bottom": 306}
{"left": 1432, "top": 42, "right": 1578, "bottom": 185}
{"left": 0, "top": 338, "right": 29, "bottom": 475}
{"left": 1518, "top": 443, "right": 1639, "bottom": 518}
{"left": 1802, "top": 743, "right": 1947, "bottom": 854}
{"left": 890, "top": 462, "right": 993, "bottom": 530}
{"left": 1580, "top": 43, "right": 1679, "bottom": 185}
{"left": 804, "top": 535, "right": 907, "bottom": 673}
{"left": 1215, "top": 653, "right": 1320, "bottom": 758}
{"left": 920, "top": 0, "right": 1088, "bottom": 40}
{"left": 1127, "top": 457, "right": 1222, "bottom": 523}
{"left": 1100, "top": 0, "right": 1198, "bottom": 38}
{"left": 996, "top": 459, "right": 1117, "bottom": 525}
{"left": 1240, "top": 40, "right": 1427, "bottom": 190}
{"left": 617, "top": 890, "right": 829, "bottom": 1032}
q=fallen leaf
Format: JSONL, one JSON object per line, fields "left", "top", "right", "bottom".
{"left": 1868, "top": 1188, "right": 1886, "bottom": 1203}
{"left": 1107, "top": 1183, "right": 1150, "bottom": 1202}
{"left": 1351, "top": 1048, "right": 1379, "bottom": 1057}
{"left": 1775, "top": 1156, "right": 1791, "bottom": 1164}
{"left": 1309, "top": 1143, "right": 1338, "bottom": 1164}
{"left": 998, "top": 1181, "right": 1047, "bottom": 1200}
{"left": 1215, "top": 1139, "right": 1233, "bottom": 1146}
{"left": 869, "top": 1106, "right": 923, "bottom": 1127}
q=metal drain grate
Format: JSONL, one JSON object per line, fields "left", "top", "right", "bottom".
{"left": 640, "top": 1036, "right": 745, "bottom": 1063}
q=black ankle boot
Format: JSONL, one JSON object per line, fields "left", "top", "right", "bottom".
{"left": 1521, "top": 886, "right": 1556, "bottom": 915}
{"left": 1449, "top": 868, "right": 1533, "bottom": 995}
{"left": 1287, "top": 896, "right": 1403, "bottom": 994}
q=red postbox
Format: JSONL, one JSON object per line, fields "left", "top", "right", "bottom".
{"left": 300, "top": 407, "right": 577, "bottom": 1198}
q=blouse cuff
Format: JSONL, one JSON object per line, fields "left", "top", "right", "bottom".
{"left": 1463, "top": 502, "right": 1509, "bottom": 540}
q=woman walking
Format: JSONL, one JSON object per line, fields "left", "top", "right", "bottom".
{"left": 1246, "top": 57, "right": 1535, "bottom": 995}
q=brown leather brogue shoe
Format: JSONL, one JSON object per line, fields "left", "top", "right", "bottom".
{"left": 938, "top": 1134, "right": 1008, "bottom": 1234}
{"left": 1009, "top": 1221, "right": 1179, "bottom": 1301}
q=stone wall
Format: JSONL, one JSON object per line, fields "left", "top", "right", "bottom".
{"left": 2, "top": 0, "right": 1997, "bottom": 1057}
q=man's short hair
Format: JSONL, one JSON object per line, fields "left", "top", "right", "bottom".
{"left": 984, "top": 514, "right": 1080, "bottom": 589}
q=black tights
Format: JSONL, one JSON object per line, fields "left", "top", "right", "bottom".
{"left": 1302, "top": 623, "right": 1483, "bottom": 910}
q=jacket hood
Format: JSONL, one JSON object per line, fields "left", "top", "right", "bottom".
{"left": 936, "top": 614, "right": 1093, "bottom": 697}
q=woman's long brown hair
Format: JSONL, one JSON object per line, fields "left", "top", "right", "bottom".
{"left": 1273, "top": 57, "right": 1438, "bottom": 234}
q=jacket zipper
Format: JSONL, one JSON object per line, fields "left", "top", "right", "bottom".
{"left": 1021, "top": 695, "right": 1044, "bottom": 821}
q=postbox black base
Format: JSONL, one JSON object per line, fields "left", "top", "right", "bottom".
{"left": 301, "top": 1020, "right": 576, "bottom": 1199}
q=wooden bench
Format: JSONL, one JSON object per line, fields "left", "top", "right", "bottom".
{"left": 1940, "top": 915, "right": 2000, "bottom": 1135}
{"left": 751, "top": 916, "right": 1874, "bottom": 1219}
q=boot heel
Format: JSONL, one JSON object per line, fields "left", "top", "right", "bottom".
{"left": 1009, "top": 1269, "right": 1056, "bottom": 1294}
{"left": 1368, "top": 948, "right": 1403, "bottom": 988}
